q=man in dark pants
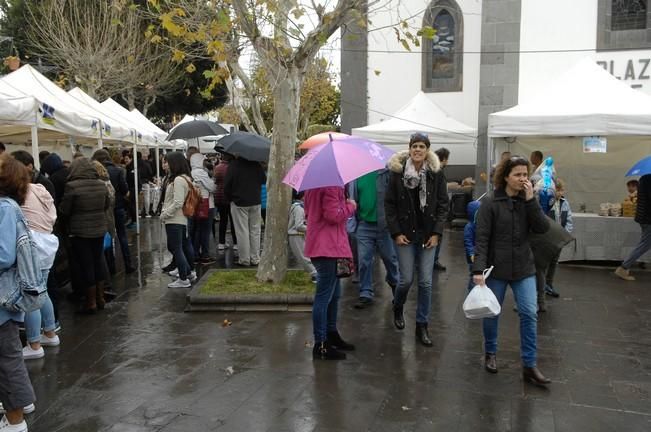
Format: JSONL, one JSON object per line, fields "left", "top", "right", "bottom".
{"left": 93, "top": 149, "right": 135, "bottom": 274}
{"left": 433, "top": 147, "right": 450, "bottom": 271}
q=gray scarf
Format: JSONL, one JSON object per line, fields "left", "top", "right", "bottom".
{"left": 403, "top": 158, "right": 428, "bottom": 210}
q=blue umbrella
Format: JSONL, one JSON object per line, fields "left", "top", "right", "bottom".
{"left": 626, "top": 155, "right": 651, "bottom": 177}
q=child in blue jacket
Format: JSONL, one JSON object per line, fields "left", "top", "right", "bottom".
{"left": 464, "top": 200, "right": 481, "bottom": 291}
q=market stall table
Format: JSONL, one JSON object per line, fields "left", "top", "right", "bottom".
{"left": 559, "top": 213, "right": 651, "bottom": 263}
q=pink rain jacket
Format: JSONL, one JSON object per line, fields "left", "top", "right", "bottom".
{"left": 304, "top": 186, "right": 355, "bottom": 259}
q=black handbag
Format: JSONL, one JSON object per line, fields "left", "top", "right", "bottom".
{"left": 336, "top": 258, "right": 355, "bottom": 278}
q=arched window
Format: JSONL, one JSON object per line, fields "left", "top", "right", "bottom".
{"left": 422, "top": 0, "right": 463, "bottom": 92}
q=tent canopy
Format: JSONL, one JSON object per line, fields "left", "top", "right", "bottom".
{"left": 489, "top": 58, "right": 651, "bottom": 137}
{"left": 352, "top": 91, "right": 477, "bottom": 146}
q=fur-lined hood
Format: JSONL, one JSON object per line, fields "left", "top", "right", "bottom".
{"left": 387, "top": 150, "right": 441, "bottom": 174}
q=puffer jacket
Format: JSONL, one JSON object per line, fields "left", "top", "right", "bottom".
{"left": 635, "top": 174, "right": 651, "bottom": 225}
{"left": 41, "top": 153, "right": 69, "bottom": 207}
{"left": 472, "top": 188, "right": 550, "bottom": 281}
{"left": 213, "top": 161, "right": 229, "bottom": 206}
{"left": 304, "top": 187, "right": 355, "bottom": 259}
{"left": 58, "top": 158, "right": 110, "bottom": 238}
{"left": 190, "top": 153, "right": 215, "bottom": 208}
{"left": 384, "top": 150, "right": 449, "bottom": 242}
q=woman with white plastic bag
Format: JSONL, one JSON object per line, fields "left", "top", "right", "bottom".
{"left": 472, "top": 156, "right": 551, "bottom": 385}
{"left": 463, "top": 266, "right": 500, "bottom": 319}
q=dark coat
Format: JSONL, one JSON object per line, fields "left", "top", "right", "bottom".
{"left": 103, "top": 161, "right": 129, "bottom": 211}
{"left": 635, "top": 174, "right": 651, "bottom": 225}
{"left": 32, "top": 170, "right": 55, "bottom": 201}
{"left": 224, "top": 158, "right": 266, "bottom": 207}
{"left": 41, "top": 153, "right": 69, "bottom": 207}
{"left": 472, "top": 188, "right": 550, "bottom": 281}
{"left": 58, "top": 159, "right": 110, "bottom": 238}
{"left": 384, "top": 150, "right": 449, "bottom": 242}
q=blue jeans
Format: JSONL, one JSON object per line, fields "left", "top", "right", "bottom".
{"left": 165, "top": 224, "right": 195, "bottom": 280}
{"left": 434, "top": 236, "right": 443, "bottom": 263}
{"left": 114, "top": 208, "right": 132, "bottom": 268}
{"left": 393, "top": 235, "right": 437, "bottom": 324}
{"left": 25, "top": 295, "right": 56, "bottom": 343}
{"left": 622, "top": 224, "right": 651, "bottom": 269}
{"left": 483, "top": 275, "right": 538, "bottom": 367}
{"left": 356, "top": 221, "right": 399, "bottom": 299}
{"left": 192, "top": 208, "right": 215, "bottom": 259}
{"left": 311, "top": 258, "right": 341, "bottom": 342}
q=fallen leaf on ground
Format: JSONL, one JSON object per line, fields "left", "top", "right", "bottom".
{"left": 401, "top": 406, "right": 411, "bottom": 411}
{"left": 221, "top": 319, "right": 232, "bottom": 327}
{"left": 225, "top": 366, "right": 234, "bottom": 376}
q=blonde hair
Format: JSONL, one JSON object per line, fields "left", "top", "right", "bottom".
{"left": 92, "top": 160, "right": 109, "bottom": 180}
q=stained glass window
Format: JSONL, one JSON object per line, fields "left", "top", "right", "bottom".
{"left": 432, "top": 11, "right": 456, "bottom": 79}
{"left": 422, "top": 0, "right": 463, "bottom": 92}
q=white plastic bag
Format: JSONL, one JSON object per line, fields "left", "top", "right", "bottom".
{"left": 463, "top": 266, "right": 501, "bottom": 319}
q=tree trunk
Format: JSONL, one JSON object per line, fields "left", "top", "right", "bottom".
{"left": 142, "top": 95, "right": 156, "bottom": 116}
{"left": 256, "top": 66, "right": 302, "bottom": 283}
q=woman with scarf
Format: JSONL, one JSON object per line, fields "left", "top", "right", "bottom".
{"left": 385, "top": 133, "right": 449, "bottom": 346}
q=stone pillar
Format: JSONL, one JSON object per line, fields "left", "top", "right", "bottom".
{"left": 476, "top": 0, "right": 522, "bottom": 192}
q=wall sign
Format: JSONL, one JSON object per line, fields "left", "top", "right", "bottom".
{"left": 583, "top": 136, "right": 608, "bottom": 153}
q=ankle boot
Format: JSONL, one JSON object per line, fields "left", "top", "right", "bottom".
{"left": 393, "top": 306, "right": 405, "bottom": 330}
{"left": 312, "top": 341, "right": 346, "bottom": 360}
{"left": 326, "top": 331, "right": 355, "bottom": 351}
{"left": 77, "top": 285, "right": 97, "bottom": 314}
{"left": 523, "top": 366, "right": 551, "bottom": 386}
{"left": 96, "top": 282, "right": 106, "bottom": 310}
{"left": 415, "top": 323, "right": 433, "bottom": 347}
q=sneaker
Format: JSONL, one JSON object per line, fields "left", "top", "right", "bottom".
{"left": 433, "top": 261, "right": 447, "bottom": 271}
{"left": 22, "top": 404, "right": 35, "bottom": 415}
{"left": 200, "top": 257, "right": 216, "bottom": 265}
{"left": 40, "top": 334, "right": 60, "bottom": 347}
{"left": 217, "top": 244, "right": 226, "bottom": 251}
{"left": 615, "top": 266, "right": 635, "bottom": 281}
{"left": 167, "top": 278, "right": 191, "bottom": 288}
{"left": 53, "top": 322, "right": 61, "bottom": 333}
{"left": 22, "top": 345, "right": 44, "bottom": 360}
{"left": 354, "top": 297, "right": 373, "bottom": 309}
{"left": 189, "top": 271, "right": 198, "bottom": 282}
{"left": 168, "top": 268, "right": 179, "bottom": 278}
{"left": 161, "top": 262, "right": 175, "bottom": 273}
{"left": 0, "top": 416, "right": 27, "bottom": 431}
{"left": 232, "top": 245, "right": 238, "bottom": 251}
{"left": 544, "top": 284, "right": 560, "bottom": 298}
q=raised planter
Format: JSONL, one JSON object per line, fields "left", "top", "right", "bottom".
{"left": 185, "top": 269, "right": 314, "bottom": 312}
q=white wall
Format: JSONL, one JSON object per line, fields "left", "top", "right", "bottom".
{"left": 366, "top": 0, "right": 482, "bottom": 139}
{"left": 520, "top": 0, "right": 651, "bottom": 102}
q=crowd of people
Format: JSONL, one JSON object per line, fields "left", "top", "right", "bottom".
{"left": 0, "top": 135, "right": 649, "bottom": 430}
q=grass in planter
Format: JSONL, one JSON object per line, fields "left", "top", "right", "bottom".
{"left": 199, "top": 269, "right": 315, "bottom": 295}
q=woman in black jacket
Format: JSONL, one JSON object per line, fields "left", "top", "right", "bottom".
{"left": 472, "top": 156, "right": 550, "bottom": 385}
{"left": 385, "top": 133, "right": 449, "bottom": 346}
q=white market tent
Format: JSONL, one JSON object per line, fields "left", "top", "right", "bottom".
{"left": 488, "top": 57, "right": 651, "bottom": 211}
{"left": 0, "top": 65, "right": 133, "bottom": 149}
{"left": 352, "top": 91, "right": 478, "bottom": 165}
{"left": 101, "top": 98, "right": 157, "bottom": 147}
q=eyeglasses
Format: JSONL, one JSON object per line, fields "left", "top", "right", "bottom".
{"left": 410, "top": 132, "right": 429, "bottom": 142}
{"left": 509, "top": 155, "right": 528, "bottom": 163}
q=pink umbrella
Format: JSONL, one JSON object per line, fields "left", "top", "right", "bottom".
{"left": 283, "top": 136, "right": 395, "bottom": 191}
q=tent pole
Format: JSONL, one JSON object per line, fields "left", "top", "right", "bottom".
{"left": 98, "top": 123, "right": 104, "bottom": 150}
{"left": 30, "top": 125, "right": 40, "bottom": 171}
{"left": 155, "top": 143, "right": 160, "bottom": 180}
{"left": 133, "top": 135, "right": 140, "bottom": 236}
{"left": 487, "top": 136, "right": 493, "bottom": 193}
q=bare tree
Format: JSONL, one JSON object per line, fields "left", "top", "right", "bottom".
{"left": 25, "top": 0, "right": 183, "bottom": 112}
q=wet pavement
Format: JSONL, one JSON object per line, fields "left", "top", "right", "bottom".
{"left": 23, "top": 220, "right": 651, "bottom": 431}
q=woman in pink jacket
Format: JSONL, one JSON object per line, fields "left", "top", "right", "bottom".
{"left": 304, "top": 186, "right": 357, "bottom": 360}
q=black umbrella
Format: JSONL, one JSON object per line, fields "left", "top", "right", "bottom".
{"left": 166, "top": 120, "right": 229, "bottom": 141}
{"left": 216, "top": 132, "right": 271, "bottom": 162}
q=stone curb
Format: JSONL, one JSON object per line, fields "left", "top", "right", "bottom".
{"left": 185, "top": 269, "right": 314, "bottom": 312}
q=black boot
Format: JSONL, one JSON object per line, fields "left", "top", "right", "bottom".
{"left": 327, "top": 331, "right": 355, "bottom": 351}
{"left": 393, "top": 306, "right": 405, "bottom": 330}
{"left": 523, "top": 366, "right": 551, "bottom": 386}
{"left": 415, "top": 322, "right": 433, "bottom": 347}
{"left": 485, "top": 353, "right": 498, "bottom": 374}
{"left": 312, "top": 341, "right": 346, "bottom": 360}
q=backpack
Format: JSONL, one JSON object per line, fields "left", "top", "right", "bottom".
{"left": 0, "top": 198, "right": 49, "bottom": 313}
{"left": 180, "top": 175, "right": 201, "bottom": 217}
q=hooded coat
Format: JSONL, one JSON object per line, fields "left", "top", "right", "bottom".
{"left": 384, "top": 150, "right": 449, "bottom": 242}
{"left": 190, "top": 153, "right": 216, "bottom": 208}
{"left": 41, "top": 153, "right": 70, "bottom": 206}
{"left": 58, "top": 158, "right": 110, "bottom": 238}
